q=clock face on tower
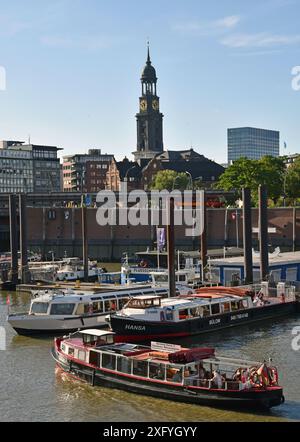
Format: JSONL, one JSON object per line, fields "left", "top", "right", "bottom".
{"left": 140, "top": 99, "right": 147, "bottom": 112}
{"left": 152, "top": 99, "right": 159, "bottom": 111}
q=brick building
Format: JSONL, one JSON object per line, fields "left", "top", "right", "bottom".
{"left": 106, "top": 157, "right": 142, "bottom": 192}
{"left": 63, "top": 149, "right": 114, "bottom": 193}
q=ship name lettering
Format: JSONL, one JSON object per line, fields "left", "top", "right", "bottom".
{"left": 231, "top": 313, "right": 249, "bottom": 321}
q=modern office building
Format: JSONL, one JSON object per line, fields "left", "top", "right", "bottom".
{"left": 63, "top": 149, "right": 114, "bottom": 193}
{"left": 0, "top": 140, "right": 61, "bottom": 193}
{"left": 227, "top": 127, "right": 280, "bottom": 163}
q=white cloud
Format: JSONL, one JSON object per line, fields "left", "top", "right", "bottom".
{"left": 221, "top": 32, "right": 300, "bottom": 48}
{"left": 173, "top": 15, "right": 241, "bottom": 35}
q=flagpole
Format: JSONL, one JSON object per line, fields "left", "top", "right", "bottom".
{"left": 157, "top": 227, "right": 160, "bottom": 269}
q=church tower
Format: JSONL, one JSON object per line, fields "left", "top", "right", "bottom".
{"left": 133, "top": 45, "right": 164, "bottom": 163}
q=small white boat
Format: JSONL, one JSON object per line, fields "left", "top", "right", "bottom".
{"left": 55, "top": 262, "right": 104, "bottom": 282}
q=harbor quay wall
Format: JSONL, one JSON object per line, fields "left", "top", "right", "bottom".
{"left": 0, "top": 207, "right": 299, "bottom": 260}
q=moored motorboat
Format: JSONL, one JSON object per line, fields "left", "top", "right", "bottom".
{"left": 51, "top": 329, "right": 284, "bottom": 410}
{"left": 7, "top": 286, "right": 170, "bottom": 336}
{"left": 108, "top": 285, "right": 298, "bottom": 342}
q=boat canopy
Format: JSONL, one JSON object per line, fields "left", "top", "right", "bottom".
{"left": 79, "top": 329, "right": 116, "bottom": 337}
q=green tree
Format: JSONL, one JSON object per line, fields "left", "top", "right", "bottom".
{"left": 216, "top": 156, "right": 285, "bottom": 204}
{"left": 150, "top": 170, "right": 190, "bottom": 191}
{"left": 256, "top": 156, "right": 285, "bottom": 204}
{"left": 216, "top": 157, "right": 258, "bottom": 196}
{"left": 285, "top": 157, "right": 300, "bottom": 202}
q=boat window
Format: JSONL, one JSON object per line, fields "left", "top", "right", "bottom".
{"left": 104, "top": 300, "right": 117, "bottom": 312}
{"left": 238, "top": 300, "right": 245, "bottom": 309}
{"left": 222, "top": 302, "right": 230, "bottom": 313}
{"left": 189, "top": 308, "right": 199, "bottom": 318}
{"left": 156, "top": 289, "right": 168, "bottom": 294}
{"left": 84, "top": 304, "right": 93, "bottom": 314}
{"left": 211, "top": 304, "right": 220, "bottom": 315}
{"left": 118, "top": 298, "right": 129, "bottom": 309}
{"left": 166, "top": 365, "right": 183, "bottom": 383}
{"left": 202, "top": 305, "right": 211, "bottom": 317}
{"left": 89, "top": 351, "right": 100, "bottom": 366}
{"left": 149, "top": 363, "right": 166, "bottom": 380}
{"left": 30, "top": 302, "right": 49, "bottom": 314}
{"left": 242, "top": 299, "right": 248, "bottom": 309}
{"left": 101, "top": 353, "right": 116, "bottom": 370}
{"left": 117, "top": 356, "right": 132, "bottom": 374}
{"left": 78, "top": 350, "right": 86, "bottom": 362}
{"left": 92, "top": 301, "right": 103, "bottom": 313}
{"left": 104, "top": 334, "right": 115, "bottom": 345}
{"left": 128, "top": 298, "right": 161, "bottom": 309}
{"left": 68, "top": 347, "right": 74, "bottom": 357}
{"left": 164, "top": 308, "right": 174, "bottom": 321}
{"left": 231, "top": 301, "right": 239, "bottom": 311}
{"left": 50, "top": 303, "right": 75, "bottom": 315}
{"left": 179, "top": 309, "right": 189, "bottom": 320}
{"left": 143, "top": 291, "right": 154, "bottom": 296}
{"left": 154, "top": 274, "right": 168, "bottom": 283}
{"left": 133, "top": 360, "right": 148, "bottom": 378}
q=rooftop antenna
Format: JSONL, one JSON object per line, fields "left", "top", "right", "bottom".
{"left": 28, "top": 134, "right": 31, "bottom": 145}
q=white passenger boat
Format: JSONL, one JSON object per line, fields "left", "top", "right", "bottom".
{"left": 7, "top": 284, "right": 190, "bottom": 336}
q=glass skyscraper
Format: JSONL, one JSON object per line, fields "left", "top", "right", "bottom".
{"left": 227, "top": 127, "right": 280, "bottom": 163}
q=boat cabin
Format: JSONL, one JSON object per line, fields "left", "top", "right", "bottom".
{"left": 118, "top": 294, "right": 253, "bottom": 322}
{"left": 28, "top": 287, "right": 169, "bottom": 318}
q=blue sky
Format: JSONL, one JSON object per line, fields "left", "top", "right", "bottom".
{"left": 0, "top": 0, "right": 299, "bottom": 162}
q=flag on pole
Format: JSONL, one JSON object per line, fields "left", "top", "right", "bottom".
{"left": 157, "top": 228, "right": 166, "bottom": 252}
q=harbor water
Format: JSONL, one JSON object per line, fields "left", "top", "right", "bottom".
{"left": 0, "top": 291, "right": 299, "bottom": 422}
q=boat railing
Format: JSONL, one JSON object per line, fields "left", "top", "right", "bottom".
{"left": 185, "top": 378, "right": 249, "bottom": 391}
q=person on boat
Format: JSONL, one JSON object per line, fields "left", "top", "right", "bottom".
{"left": 233, "top": 368, "right": 243, "bottom": 382}
{"left": 139, "top": 259, "right": 148, "bottom": 268}
{"left": 154, "top": 365, "right": 165, "bottom": 380}
{"left": 110, "top": 300, "right": 117, "bottom": 311}
{"left": 198, "top": 363, "right": 206, "bottom": 380}
{"left": 172, "top": 369, "right": 183, "bottom": 383}
{"left": 253, "top": 292, "right": 264, "bottom": 307}
{"left": 280, "top": 293, "right": 286, "bottom": 303}
{"left": 211, "top": 370, "right": 224, "bottom": 389}
{"left": 256, "top": 362, "right": 270, "bottom": 387}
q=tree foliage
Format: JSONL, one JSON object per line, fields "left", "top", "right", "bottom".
{"left": 285, "top": 157, "right": 300, "bottom": 202}
{"left": 216, "top": 156, "right": 285, "bottom": 204}
{"left": 150, "top": 170, "right": 190, "bottom": 191}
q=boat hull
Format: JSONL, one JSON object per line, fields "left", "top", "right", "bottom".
{"left": 8, "top": 313, "right": 107, "bottom": 336}
{"left": 110, "top": 301, "right": 299, "bottom": 343}
{"left": 52, "top": 348, "right": 284, "bottom": 410}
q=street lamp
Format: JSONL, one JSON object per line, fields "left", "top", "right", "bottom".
{"left": 185, "top": 171, "right": 193, "bottom": 190}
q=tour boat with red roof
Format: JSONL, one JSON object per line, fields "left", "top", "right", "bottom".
{"left": 52, "top": 329, "right": 285, "bottom": 410}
